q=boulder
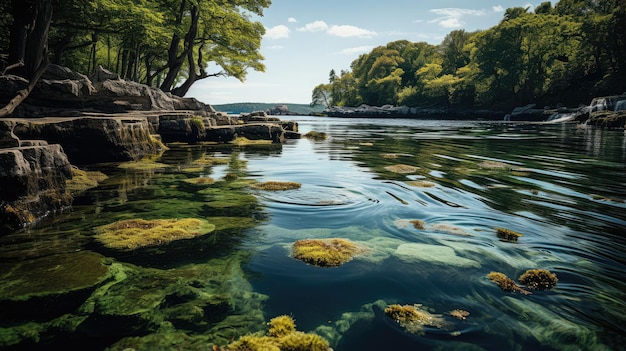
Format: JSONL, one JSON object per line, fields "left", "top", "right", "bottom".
{"left": 0, "top": 141, "right": 73, "bottom": 234}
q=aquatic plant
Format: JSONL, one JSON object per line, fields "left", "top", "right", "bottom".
{"left": 487, "top": 272, "right": 531, "bottom": 295}
{"left": 118, "top": 159, "right": 169, "bottom": 170}
{"left": 230, "top": 136, "right": 273, "bottom": 146}
{"left": 405, "top": 180, "right": 436, "bottom": 188}
{"left": 410, "top": 219, "right": 426, "bottom": 230}
{"left": 384, "top": 304, "right": 449, "bottom": 335}
{"left": 449, "top": 309, "right": 470, "bottom": 320}
{"left": 226, "top": 315, "right": 330, "bottom": 351}
{"left": 93, "top": 218, "right": 215, "bottom": 250}
{"left": 253, "top": 181, "right": 302, "bottom": 191}
{"left": 268, "top": 315, "right": 296, "bottom": 337}
{"left": 384, "top": 164, "right": 419, "bottom": 174}
{"left": 496, "top": 227, "right": 523, "bottom": 242}
{"left": 182, "top": 177, "right": 215, "bottom": 185}
{"left": 292, "top": 238, "right": 367, "bottom": 267}
{"left": 303, "top": 131, "right": 328, "bottom": 140}
{"left": 224, "top": 173, "right": 239, "bottom": 181}
{"left": 66, "top": 166, "right": 108, "bottom": 195}
{"left": 478, "top": 160, "right": 510, "bottom": 170}
{"left": 518, "top": 269, "right": 558, "bottom": 291}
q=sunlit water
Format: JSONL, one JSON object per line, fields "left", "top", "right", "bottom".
{"left": 1, "top": 116, "right": 625, "bottom": 350}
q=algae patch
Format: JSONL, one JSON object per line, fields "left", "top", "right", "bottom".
{"left": 384, "top": 304, "right": 450, "bottom": 335}
{"left": 94, "top": 218, "right": 215, "bottom": 250}
{"left": 292, "top": 238, "right": 367, "bottom": 267}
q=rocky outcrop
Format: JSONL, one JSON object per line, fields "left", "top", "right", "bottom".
{"left": 0, "top": 65, "right": 215, "bottom": 117}
{"left": 12, "top": 116, "right": 165, "bottom": 164}
{"left": 326, "top": 104, "right": 504, "bottom": 119}
{"left": 0, "top": 138, "right": 73, "bottom": 234}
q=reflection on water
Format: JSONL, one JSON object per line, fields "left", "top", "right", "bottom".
{"left": 1, "top": 117, "right": 625, "bottom": 350}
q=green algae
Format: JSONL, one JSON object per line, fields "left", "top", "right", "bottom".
{"left": 384, "top": 303, "right": 450, "bottom": 336}
{"left": 93, "top": 218, "right": 216, "bottom": 251}
{"left": 292, "top": 238, "right": 368, "bottom": 267}
{"left": 0, "top": 251, "right": 110, "bottom": 300}
{"left": 252, "top": 181, "right": 302, "bottom": 191}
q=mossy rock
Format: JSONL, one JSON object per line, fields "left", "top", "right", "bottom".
{"left": 227, "top": 315, "right": 330, "bottom": 351}
{"left": 252, "top": 181, "right": 301, "bottom": 191}
{"left": 292, "top": 238, "right": 367, "bottom": 267}
{"left": 303, "top": 131, "right": 328, "bottom": 140}
{"left": 384, "top": 164, "right": 419, "bottom": 174}
{"left": 66, "top": 166, "right": 108, "bottom": 195}
{"left": 487, "top": 271, "right": 531, "bottom": 295}
{"left": 518, "top": 269, "right": 558, "bottom": 290}
{"left": 93, "top": 218, "right": 216, "bottom": 251}
{"left": 496, "top": 227, "right": 523, "bottom": 242}
{"left": 0, "top": 251, "right": 111, "bottom": 321}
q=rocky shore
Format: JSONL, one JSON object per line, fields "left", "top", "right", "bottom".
{"left": 0, "top": 65, "right": 299, "bottom": 234}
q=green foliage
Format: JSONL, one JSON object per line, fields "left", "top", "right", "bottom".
{"left": 1, "top": 0, "right": 271, "bottom": 96}
{"left": 313, "top": 2, "right": 626, "bottom": 109}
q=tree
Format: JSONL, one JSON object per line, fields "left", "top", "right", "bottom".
{"left": 1, "top": 0, "right": 53, "bottom": 117}
{"left": 311, "top": 83, "right": 332, "bottom": 108}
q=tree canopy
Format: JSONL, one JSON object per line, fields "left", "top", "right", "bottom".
{"left": 0, "top": 0, "right": 271, "bottom": 97}
{"left": 314, "top": 0, "right": 626, "bottom": 109}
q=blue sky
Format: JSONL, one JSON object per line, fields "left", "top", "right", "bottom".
{"left": 187, "top": 1, "right": 553, "bottom": 105}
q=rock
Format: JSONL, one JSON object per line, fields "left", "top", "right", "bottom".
{"left": 0, "top": 119, "right": 20, "bottom": 147}
{"left": 0, "top": 251, "right": 111, "bottom": 321}
{"left": 0, "top": 142, "right": 73, "bottom": 234}
{"left": 12, "top": 116, "right": 164, "bottom": 164}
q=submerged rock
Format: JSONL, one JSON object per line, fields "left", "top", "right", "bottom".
{"left": 0, "top": 251, "right": 111, "bottom": 321}
{"left": 93, "top": 218, "right": 216, "bottom": 251}
{"left": 394, "top": 243, "right": 480, "bottom": 268}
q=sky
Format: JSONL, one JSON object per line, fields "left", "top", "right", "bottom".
{"left": 187, "top": 0, "right": 554, "bottom": 106}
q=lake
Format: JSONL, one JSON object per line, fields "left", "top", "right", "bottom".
{"left": 1, "top": 116, "right": 625, "bottom": 350}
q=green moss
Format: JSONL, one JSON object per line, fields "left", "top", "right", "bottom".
{"left": 0, "top": 251, "right": 109, "bottom": 300}
{"left": 518, "top": 269, "right": 558, "bottom": 290}
{"left": 66, "top": 166, "right": 108, "bottom": 195}
{"left": 496, "top": 227, "right": 523, "bottom": 242}
{"left": 190, "top": 116, "right": 205, "bottom": 130}
{"left": 253, "top": 181, "right": 302, "bottom": 191}
{"left": 303, "top": 131, "right": 328, "bottom": 140}
{"left": 268, "top": 314, "right": 296, "bottom": 337}
{"left": 405, "top": 180, "right": 436, "bottom": 188}
{"left": 384, "top": 164, "right": 418, "bottom": 174}
{"left": 118, "top": 159, "right": 169, "bottom": 170}
{"left": 487, "top": 272, "right": 531, "bottom": 295}
{"left": 230, "top": 136, "right": 273, "bottom": 146}
{"left": 183, "top": 177, "right": 215, "bottom": 185}
{"left": 226, "top": 315, "right": 329, "bottom": 351}
{"left": 292, "top": 238, "right": 367, "bottom": 267}
{"left": 93, "top": 218, "right": 216, "bottom": 250}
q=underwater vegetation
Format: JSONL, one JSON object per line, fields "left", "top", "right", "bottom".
{"left": 518, "top": 269, "right": 558, "bottom": 291}
{"left": 183, "top": 177, "right": 215, "bottom": 185}
{"left": 66, "top": 166, "right": 108, "bottom": 195}
{"left": 93, "top": 218, "right": 215, "bottom": 250}
{"left": 224, "top": 315, "right": 330, "bottom": 351}
{"left": 449, "top": 309, "right": 470, "bottom": 320}
{"left": 292, "top": 238, "right": 367, "bottom": 267}
{"left": 487, "top": 272, "right": 531, "bottom": 295}
{"left": 405, "top": 180, "right": 436, "bottom": 188}
{"left": 117, "top": 159, "right": 170, "bottom": 170}
{"left": 495, "top": 227, "right": 523, "bottom": 242}
{"left": 384, "top": 304, "right": 450, "bottom": 336}
{"left": 303, "top": 131, "right": 328, "bottom": 140}
{"left": 384, "top": 164, "right": 419, "bottom": 174}
{"left": 253, "top": 181, "right": 302, "bottom": 191}
{"left": 410, "top": 219, "right": 426, "bottom": 230}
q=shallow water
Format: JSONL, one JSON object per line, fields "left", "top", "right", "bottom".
{"left": 1, "top": 117, "right": 625, "bottom": 350}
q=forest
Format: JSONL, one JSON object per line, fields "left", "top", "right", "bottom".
{"left": 312, "top": 0, "right": 626, "bottom": 110}
{"left": 0, "top": 0, "right": 270, "bottom": 101}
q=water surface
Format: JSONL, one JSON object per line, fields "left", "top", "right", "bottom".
{"left": 1, "top": 117, "right": 624, "bottom": 350}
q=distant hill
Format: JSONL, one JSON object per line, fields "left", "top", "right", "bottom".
{"left": 212, "top": 102, "right": 325, "bottom": 115}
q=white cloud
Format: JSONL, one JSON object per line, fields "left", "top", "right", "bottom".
{"left": 288, "top": 17, "right": 297, "bottom": 23}
{"left": 297, "top": 20, "right": 376, "bottom": 38}
{"left": 429, "top": 8, "right": 486, "bottom": 29}
{"left": 328, "top": 25, "right": 376, "bottom": 38}
{"left": 264, "top": 25, "right": 290, "bottom": 40}
{"left": 297, "top": 20, "right": 329, "bottom": 32}
{"left": 338, "top": 46, "right": 375, "bottom": 56}
{"left": 492, "top": 5, "right": 504, "bottom": 12}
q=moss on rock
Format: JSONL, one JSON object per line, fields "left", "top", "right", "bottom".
{"left": 384, "top": 304, "right": 449, "bottom": 335}
{"left": 253, "top": 181, "right": 302, "bottom": 191}
{"left": 292, "top": 238, "right": 367, "bottom": 267}
{"left": 518, "top": 269, "right": 558, "bottom": 291}
{"left": 496, "top": 227, "right": 523, "bottom": 242}
{"left": 487, "top": 272, "right": 531, "bottom": 295}
{"left": 93, "top": 218, "right": 216, "bottom": 250}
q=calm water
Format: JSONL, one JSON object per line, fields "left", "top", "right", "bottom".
{"left": 1, "top": 116, "right": 625, "bottom": 350}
